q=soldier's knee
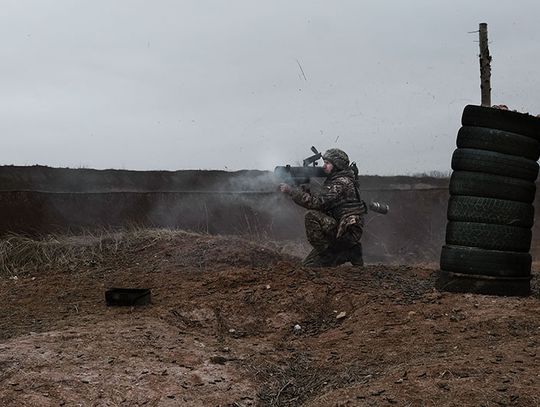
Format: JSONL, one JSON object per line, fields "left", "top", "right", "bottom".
{"left": 305, "top": 210, "right": 336, "bottom": 227}
{"left": 304, "top": 211, "right": 325, "bottom": 233}
{"left": 304, "top": 210, "right": 322, "bottom": 223}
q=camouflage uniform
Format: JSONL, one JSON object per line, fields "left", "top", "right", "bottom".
{"left": 288, "top": 149, "right": 366, "bottom": 267}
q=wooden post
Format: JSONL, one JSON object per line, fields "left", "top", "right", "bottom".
{"left": 479, "top": 23, "right": 491, "bottom": 107}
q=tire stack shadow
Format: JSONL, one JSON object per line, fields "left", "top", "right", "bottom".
{"left": 437, "top": 105, "right": 540, "bottom": 296}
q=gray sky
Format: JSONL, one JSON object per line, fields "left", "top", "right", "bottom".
{"left": 2, "top": 1, "right": 540, "bottom": 175}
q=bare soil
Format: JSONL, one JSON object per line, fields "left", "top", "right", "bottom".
{"left": 1, "top": 230, "right": 540, "bottom": 406}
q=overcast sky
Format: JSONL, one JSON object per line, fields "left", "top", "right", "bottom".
{"left": 1, "top": 1, "right": 539, "bottom": 175}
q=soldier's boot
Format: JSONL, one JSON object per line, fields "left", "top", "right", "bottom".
{"left": 347, "top": 244, "right": 364, "bottom": 266}
{"left": 302, "top": 248, "right": 337, "bottom": 268}
{"left": 328, "top": 248, "right": 349, "bottom": 266}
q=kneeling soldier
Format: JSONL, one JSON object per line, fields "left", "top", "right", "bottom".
{"left": 280, "top": 148, "right": 366, "bottom": 267}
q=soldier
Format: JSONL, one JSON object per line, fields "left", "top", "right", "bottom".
{"left": 279, "top": 148, "right": 366, "bottom": 267}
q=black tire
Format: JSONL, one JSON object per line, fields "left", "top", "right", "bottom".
{"left": 457, "top": 126, "right": 540, "bottom": 161}
{"left": 447, "top": 196, "right": 534, "bottom": 227}
{"left": 436, "top": 270, "right": 530, "bottom": 297}
{"left": 440, "top": 244, "right": 531, "bottom": 277}
{"left": 446, "top": 221, "right": 531, "bottom": 252}
{"left": 462, "top": 104, "right": 540, "bottom": 141}
{"left": 449, "top": 171, "right": 536, "bottom": 203}
{"left": 451, "top": 148, "right": 539, "bottom": 181}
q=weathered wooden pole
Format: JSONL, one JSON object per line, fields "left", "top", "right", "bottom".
{"left": 479, "top": 23, "right": 491, "bottom": 107}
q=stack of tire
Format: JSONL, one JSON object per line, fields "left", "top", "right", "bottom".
{"left": 437, "top": 105, "right": 540, "bottom": 296}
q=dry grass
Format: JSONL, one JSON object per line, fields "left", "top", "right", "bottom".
{"left": 0, "top": 228, "right": 196, "bottom": 276}
{"left": 255, "top": 353, "right": 375, "bottom": 407}
{"left": 0, "top": 227, "right": 301, "bottom": 277}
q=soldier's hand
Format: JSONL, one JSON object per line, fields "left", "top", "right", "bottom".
{"left": 279, "top": 183, "right": 292, "bottom": 193}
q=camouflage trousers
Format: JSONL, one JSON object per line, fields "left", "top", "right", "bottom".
{"left": 302, "top": 210, "right": 364, "bottom": 267}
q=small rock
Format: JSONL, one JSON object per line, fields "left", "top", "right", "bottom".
{"left": 228, "top": 329, "right": 236, "bottom": 333}
{"left": 265, "top": 285, "right": 271, "bottom": 290}
{"left": 293, "top": 324, "right": 302, "bottom": 332}
{"left": 336, "top": 312, "right": 347, "bottom": 320}
{"left": 437, "top": 382, "right": 450, "bottom": 390}
{"left": 210, "top": 356, "right": 228, "bottom": 365}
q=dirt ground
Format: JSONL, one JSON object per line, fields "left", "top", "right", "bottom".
{"left": 1, "top": 230, "right": 540, "bottom": 406}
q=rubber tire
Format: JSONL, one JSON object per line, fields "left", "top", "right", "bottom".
{"left": 446, "top": 221, "right": 531, "bottom": 252}
{"left": 436, "top": 270, "right": 530, "bottom": 297}
{"left": 457, "top": 126, "right": 540, "bottom": 161}
{"left": 451, "top": 148, "right": 539, "bottom": 182}
{"left": 440, "top": 244, "right": 531, "bottom": 277}
{"left": 447, "top": 196, "right": 534, "bottom": 227}
{"left": 449, "top": 171, "right": 536, "bottom": 203}
{"left": 461, "top": 104, "right": 540, "bottom": 141}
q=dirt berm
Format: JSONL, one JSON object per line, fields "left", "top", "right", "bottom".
{"left": 1, "top": 165, "right": 455, "bottom": 263}
{"left": 1, "top": 229, "right": 540, "bottom": 406}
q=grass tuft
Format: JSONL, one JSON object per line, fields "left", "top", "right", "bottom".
{"left": 0, "top": 228, "right": 194, "bottom": 276}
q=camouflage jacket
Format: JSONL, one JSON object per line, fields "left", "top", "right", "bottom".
{"left": 289, "top": 168, "right": 366, "bottom": 236}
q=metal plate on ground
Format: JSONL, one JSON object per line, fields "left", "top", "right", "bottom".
{"left": 105, "top": 288, "right": 151, "bottom": 306}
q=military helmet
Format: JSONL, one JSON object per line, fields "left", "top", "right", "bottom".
{"left": 322, "top": 148, "right": 350, "bottom": 170}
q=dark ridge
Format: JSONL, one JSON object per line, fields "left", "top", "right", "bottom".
{"left": 0, "top": 165, "right": 449, "bottom": 193}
